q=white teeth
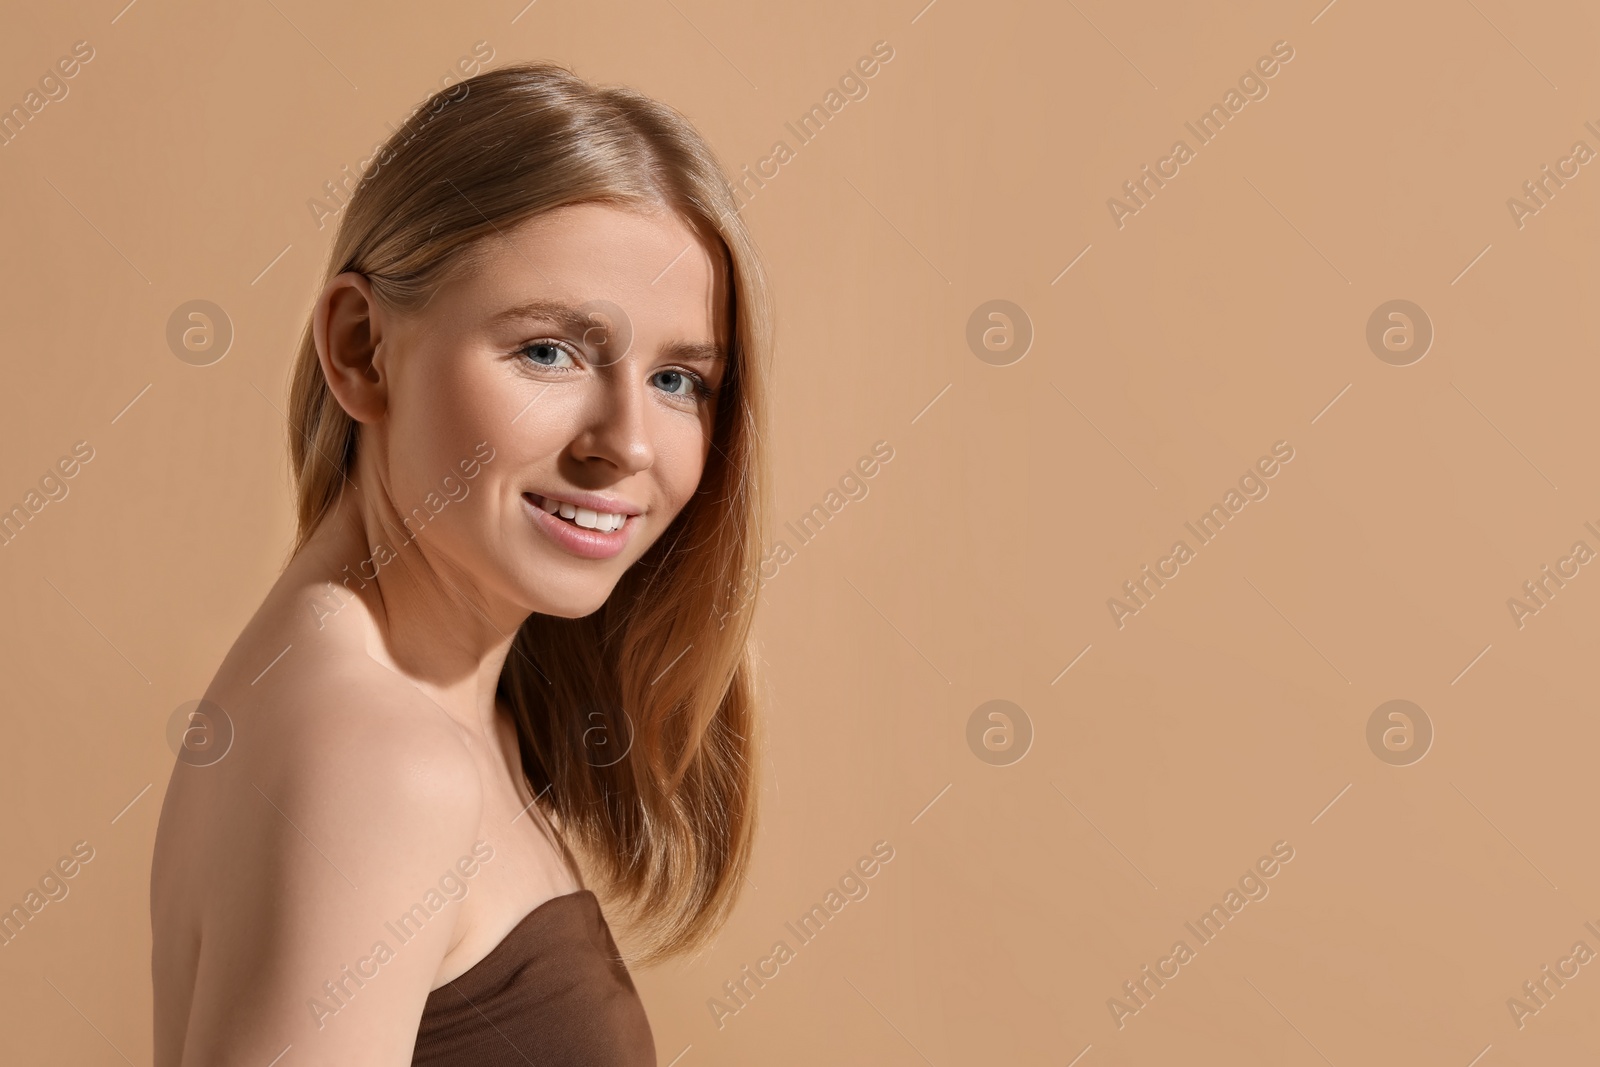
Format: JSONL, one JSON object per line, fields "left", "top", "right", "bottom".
{"left": 572, "top": 508, "right": 626, "bottom": 532}
{"left": 536, "top": 495, "right": 625, "bottom": 533}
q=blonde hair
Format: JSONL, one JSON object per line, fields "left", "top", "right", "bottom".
{"left": 284, "top": 62, "right": 772, "bottom": 964}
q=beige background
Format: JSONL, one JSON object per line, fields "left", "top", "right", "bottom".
{"left": 2, "top": 0, "right": 1597, "bottom": 1063}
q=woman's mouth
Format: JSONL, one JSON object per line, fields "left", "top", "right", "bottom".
{"left": 531, "top": 493, "right": 629, "bottom": 532}
{"left": 522, "top": 493, "right": 637, "bottom": 560}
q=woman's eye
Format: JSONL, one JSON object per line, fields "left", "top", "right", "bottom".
{"left": 652, "top": 369, "right": 703, "bottom": 397}
{"left": 518, "top": 341, "right": 576, "bottom": 368}
{"left": 515, "top": 343, "right": 707, "bottom": 400}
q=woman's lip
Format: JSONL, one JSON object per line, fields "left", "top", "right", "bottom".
{"left": 528, "top": 490, "right": 643, "bottom": 517}
{"left": 522, "top": 494, "right": 636, "bottom": 560}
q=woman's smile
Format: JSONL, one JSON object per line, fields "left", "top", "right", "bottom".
{"left": 522, "top": 490, "right": 640, "bottom": 559}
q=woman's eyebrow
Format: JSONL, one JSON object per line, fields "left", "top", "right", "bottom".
{"left": 659, "top": 339, "right": 726, "bottom": 363}
{"left": 485, "top": 298, "right": 596, "bottom": 334}
{"left": 487, "top": 298, "right": 727, "bottom": 361}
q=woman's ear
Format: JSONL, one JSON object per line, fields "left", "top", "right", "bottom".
{"left": 313, "top": 272, "right": 389, "bottom": 425}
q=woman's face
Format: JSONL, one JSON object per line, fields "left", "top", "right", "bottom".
{"left": 370, "top": 201, "right": 731, "bottom": 620}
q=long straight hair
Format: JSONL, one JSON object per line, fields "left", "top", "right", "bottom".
{"left": 284, "top": 62, "right": 772, "bottom": 964}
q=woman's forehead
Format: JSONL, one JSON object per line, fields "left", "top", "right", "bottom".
{"left": 442, "top": 206, "right": 732, "bottom": 341}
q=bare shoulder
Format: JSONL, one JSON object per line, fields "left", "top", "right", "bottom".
{"left": 154, "top": 649, "right": 486, "bottom": 1065}
{"left": 247, "top": 656, "right": 483, "bottom": 818}
{"left": 181, "top": 645, "right": 487, "bottom": 869}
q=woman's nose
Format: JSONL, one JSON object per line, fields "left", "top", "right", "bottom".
{"left": 572, "top": 374, "right": 654, "bottom": 474}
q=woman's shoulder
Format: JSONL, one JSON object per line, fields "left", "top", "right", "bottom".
{"left": 233, "top": 639, "right": 483, "bottom": 823}
{"left": 217, "top": 578, "right": 474, "bottom": 774}
{"left": 165, "top": 601, "right": 487, "bottom": 882}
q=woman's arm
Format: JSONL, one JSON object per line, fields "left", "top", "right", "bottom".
{"left": 175, "top": 685, "right": 483, "bottom": 1066}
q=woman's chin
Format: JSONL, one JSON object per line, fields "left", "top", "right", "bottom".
{"left": 522, "top": 587, "right": 615, "bottom": 621}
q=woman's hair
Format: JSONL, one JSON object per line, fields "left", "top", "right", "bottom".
{"left": 283, "top": 61, "right": 772, "bottom": 964}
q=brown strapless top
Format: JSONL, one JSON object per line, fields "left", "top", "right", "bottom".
{"left": 412, "top": 889, "right": 656, "bottom": 1065}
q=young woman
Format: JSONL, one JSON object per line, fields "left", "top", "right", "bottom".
{"left": 150, "top": 61, "right": 773, "bottom": 1065}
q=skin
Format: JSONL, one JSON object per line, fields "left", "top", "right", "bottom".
{"left": 150, "top": 201, "right": 730, "bottom": 1066}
